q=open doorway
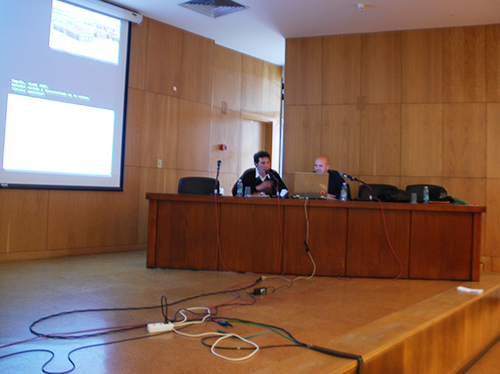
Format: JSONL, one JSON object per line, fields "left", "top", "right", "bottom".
{"left": 239, "top": 118, "right": 273, "bottom": 175}
{"left": 239, "top": 112, "right": 281, "bottom": 176}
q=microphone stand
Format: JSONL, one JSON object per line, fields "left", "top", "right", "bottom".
{"left": 215, "top": 161, "right": 221, "bottom": 195}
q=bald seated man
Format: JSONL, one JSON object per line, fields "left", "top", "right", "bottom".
{"left": 314, "top": 155, "right": 351, "bottom": 200}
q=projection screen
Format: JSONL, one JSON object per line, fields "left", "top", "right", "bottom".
{"left": 0, "top": 0, "right": 140, "bottom": 190}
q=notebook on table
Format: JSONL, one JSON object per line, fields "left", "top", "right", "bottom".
{"left": 293, "top": 172, "right": 329, "bottom": 199}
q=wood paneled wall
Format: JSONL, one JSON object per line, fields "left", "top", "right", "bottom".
{"left": 284, "top": 24, "right": 500, "bottom": 272}
{"left": 0, "top": 17, "right": 282, "bottom": 262}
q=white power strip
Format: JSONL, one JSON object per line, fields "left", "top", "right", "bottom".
{"left": 147, "top": 322, "right": 174, "bottom": 333}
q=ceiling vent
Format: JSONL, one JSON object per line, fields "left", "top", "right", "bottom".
{"left": 179, "top": 0, "right": 248, "bottom": 18}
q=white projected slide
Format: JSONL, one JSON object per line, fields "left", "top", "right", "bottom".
{"left": 3, "top": 94, "right": 114, "bottom": 176}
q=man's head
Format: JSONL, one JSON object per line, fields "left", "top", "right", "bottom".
{"left": 314, "top": 155, "right": 330, "bottom": 173}
{"left": 254, "top": 151, "right": 271, "bottom": 177}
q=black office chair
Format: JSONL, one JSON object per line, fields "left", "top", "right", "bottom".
{"left": 178, "top": 177, "right": 219, "bottom": 195}
{"left": 358, "top": 184, "right": 409, "bottom": 202}
{"left": 406, "top": 184, "right": 448, "bottom": 203}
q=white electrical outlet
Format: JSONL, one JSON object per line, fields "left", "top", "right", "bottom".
{"left": 157, "top": 159, "right": 162, "bottom": 168}
{"left": 147, "top": 322, "right": 173, "bottom": 333}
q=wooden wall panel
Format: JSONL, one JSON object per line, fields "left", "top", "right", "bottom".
{"left": 361, "top": 32, "right": 402, "bottom": 104}
{"left": 262, "top": 63, "right": 282, "bottom": 117}
{"left": 144, "top": 20, "right": 183, "bottom": 97}
{"left": 284, "top": 37, "right": 322, "bottom": 105}
{"left": 322, "top": 34, "right": 362, "bottom": 105}
{"left": 138, "top": 168, "right": 177, "bottom": 243}
{"left": 487, "top": 25, "right": 500, "bottom": 101}
{"left": 443, "top": 177, "right": 486, "bottom": 205}
{"left": 400, "top": 176, "right": 444, "bottom": 192}
{"left": 401, "top": 104, "right": 443, "bottom": 177}
{"left": 283, "top": 105, "right": 322, "bottom": 173}
{"left": 210, "top": 108, "right": 241, "bottom": 175}
{"left": 487, "top": 103, "right": 500, "bottom": 178}
{"left": 177, "top": 99, "right": 211, "bottom": 171}
{"left": 443, "top": 103, "right": 486, "bottom": 178}
{"left": 140, "top": 92, "right": 179, "bottom": 169}
{"left": 443, "top": 26, "right": 486, "bottom": 103}
{"left": 218, "top": 173, "right": 239, "bottom": 196}
{"left": 181, "top": 32, "right": 214, "bottom": 104}
{"left": 359, "top": 104, "right": 401, "bottom": 176}
{"left": 321, "top": 104, "right": 361, "bottom": 176}
{"left": 0, "top": 190, "right": 48, "bottom": 253}
{"left": 212, "top": 45, "right": 242, "bottom": 111}
{"left": 128, "top": 18, "right": 148, "bottom": 90}
{"left": 124, "top": 88, "right": 144, "bottom": 167}
{"left": 402, "top": 29, "right": 443, "bottom": 103}
{"left": 241, "top": 55, "right": 264, "bottom": 113}
{"left": 486, "top": 179, "right": 500, "bottom": 258}
{"left": 47, "top": 190, "right": 100, "bottom": 250}
{"left": 96, "top": 166, "right": 140, "bottom": 246}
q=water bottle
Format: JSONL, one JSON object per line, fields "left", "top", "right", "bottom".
{"left": 340, "top": 182, "right": 347, "bottom": 201}
{"left": 236, "top": 179, "right": 243, "bottom": 197}
{"left": 423, "top": 185, "right": 430, "bottom": 204}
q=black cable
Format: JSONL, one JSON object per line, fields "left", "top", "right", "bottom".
{"left": 29, "top": 305, "right": 156, "bottom": 339}
{"left": 29, "top": 277, "right": 263, "bottom": 339}
{"left": 210, "top": 317, "right": 364, "bottom": 374}
{"left": 1, "top": 329, "right": 174, "bottom": 374}
{"left": 0, "top": 349, "right": 62, "bottom": 373}
{"left": 161, "top": 295, "right": 168, "bottom": 323}
{"left": 167, "top": 277, "right": 262, "bottom": 308}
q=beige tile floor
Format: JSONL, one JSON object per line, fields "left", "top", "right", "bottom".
{"left": 0, "top": 250, "right": 498, "bottom": 374}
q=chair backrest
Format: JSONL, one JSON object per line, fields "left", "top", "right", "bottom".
{"left": 358, "top": 183, "right": 410, "bottom": 202}
{"left": 178, "top": 177, "right": 218, "bottom": 195}
{"left": 358, "top": 184, "right": 399, "bottom": 200}
{"left": 405, "top": 184, "right": 447, "bottom": 203}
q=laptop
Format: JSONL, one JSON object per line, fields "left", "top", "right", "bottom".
{"left": 293, "top": 172, "right": 329, "bottom": 199}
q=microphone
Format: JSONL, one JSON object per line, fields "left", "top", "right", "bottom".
{"left": 215, "top": 160, "right": 222, "bottom": 195}
{"left": 340, "top": 173, "right": 356, "bottom": 181}
{"left": 266, "top": 170, "right": 277, "bottom": 181}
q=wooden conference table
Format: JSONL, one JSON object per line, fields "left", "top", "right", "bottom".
{"left": 146, "top": 193, "right": 485, "bottom": 281}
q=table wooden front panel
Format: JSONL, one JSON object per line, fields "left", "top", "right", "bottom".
{"left": 146, "top": 193, "right": 485, "bottom": 281}
{"left": 219, "top": 203, "right": 283, "bottom": 274}
{"left": 155, "top": 200, "right": 218, "bottom": 270}
{"left": 346, "top": 208, "right": 411, "bottom": 278}
{"left": 283, "top": 205, "right": 348, "bottom": 276}
{"left": 409, "top": 211, "right": 473, "bottom": 280}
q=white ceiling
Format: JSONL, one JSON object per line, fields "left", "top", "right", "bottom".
{"left": 108, "top": 0, "right": 500, "bottom": 66}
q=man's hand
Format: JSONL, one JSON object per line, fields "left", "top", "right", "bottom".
{"left": 256, "top": 180, "right": 274, "bottom": 195}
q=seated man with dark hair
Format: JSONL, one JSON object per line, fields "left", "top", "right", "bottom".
{"left": 232, "top": 151, "right": 288, "bottom": 197}
{"left": 314, "top": 155, "right": 351, "bottom": 200}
